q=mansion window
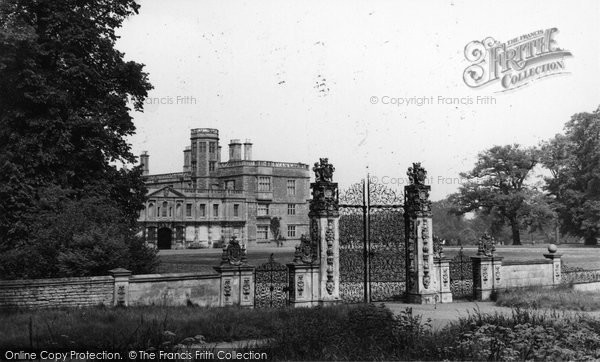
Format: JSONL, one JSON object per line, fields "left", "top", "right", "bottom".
{"left": 176, "top": 203, "right": 182, "bottom": 218}
{"left": 257, "top": 225, "right": 269, "bottom": 240}
{"left": 287, "top": 204, "right": 296, "bottom": 215}
{"left": 148, "top": 203, "right": 155, "bottom": 217}
{"left": 199, "top": 204, "right": 206, "bottom": 217}
{"left": 287, "top": 180, "right": 296, "bottom": 195}
{"left": 209, "top": 142, "right": 216, "bottom": 153}
{"left": 161, "top": 201, "right": 168, "bottom": 217}
{"left": 234, "top": 204, "right": 240, "bottom": 217}
{"left": 209, "top": 161, "right": 216, "bottom": 172}
{"left": 199, "top": 142, "right": 206, "bottom": 153}
{"left": 257, "top": 204, "right": 269, "bottom": 216}
{"left": 287, "top": 225, "right": 296, "bottom": 238}
{"left": 258, "top": 176, "right": 271, "bottom": 191}
{"left": 213, "top": 204, "right": 219, "bottom": 217}
{"left": 185, "top": 203, "right": 192, "bottom": 217}
{"left": 225, "top": 180, "right": 235, "bottom": 190}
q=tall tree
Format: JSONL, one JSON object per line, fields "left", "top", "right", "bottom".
{"left": 449, "top": 144, "right": 539, "bottom": 245}
{"left": 541, "top": 107, "right": 600, "bottom": 245}
{"left": 0, "top": 0, "right": 155, "bottom": 277}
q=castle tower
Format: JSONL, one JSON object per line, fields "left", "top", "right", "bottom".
{"left": 190, "top": 128, "right": 219, "bottom": 189}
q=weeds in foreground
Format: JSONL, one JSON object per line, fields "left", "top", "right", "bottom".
{"left": 3, "top": 304, "right": 600, "bottom": 360}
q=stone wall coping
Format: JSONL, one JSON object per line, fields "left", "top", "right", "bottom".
{"left": 0, "top": 275, "right": 113, "bottom": 288}
{"left": 470, "top": 256, "right": 504, "bottom": 262}
{"left": 213, "top": 265, "right": 255, "bottom": 273}
{"left": 503, "top": 259, "right": 552, "bottom": 266}
{"left": 130, "top": 272, "right": 221, "bottom": 283}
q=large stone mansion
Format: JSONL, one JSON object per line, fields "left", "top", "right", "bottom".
{"left": 137, "top": 128, "right": 310, "bottom": 249}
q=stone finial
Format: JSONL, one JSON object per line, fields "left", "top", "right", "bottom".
{"left": 313, "top": 158, "right": 335, "bottom": 183}
{"left": 477, "top": 233, "right": 496, "bottom": 257}
{"left": 407, "top": 162, "right": 427, "bottom": 186}
{"left": 220, "top": 236, "right": 247, "bottom": 266}
{"left": 547, "top": 244, "right": 558, "bottom": 254}
{"left": 294, "top": 234, "right": 316, "bottom": 264}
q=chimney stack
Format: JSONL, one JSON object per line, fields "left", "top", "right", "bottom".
{"left": 229, "top": 139, "right": 242, "bottom": 161}
{"left": 183, "top": 147, "right": 191, "bottom": 172}
{"left": 140, "top": 151, "right": 149, "bottom": 175}
{"left": 243, "top": 139, "right": 253, "bottom": 160}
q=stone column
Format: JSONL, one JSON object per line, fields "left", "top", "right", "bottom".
{"left": 404, "top": 163, "right": 438, "bottom": 304}
{"left": 288, "top": 236, "right": 320, "bottom": 307}
{"left": 309, "top": 158, "right": 341, "bottom": 304}
{"left": 471, "top": 256, "right": 493, "bottom": 301}
{"left": 471, "top": 233, "right": 503, "bottom": 301}
{"left": 213, "top": 236, "right": 255, "bottom": 307}
{"left": 543, "top": 244, "right": 562, "bottom": 285}
{"left": 109, "top": 268, "right": 132, "bottom": 307}
{"left": 434, "top": 257, "right": 453, "bottom": 303}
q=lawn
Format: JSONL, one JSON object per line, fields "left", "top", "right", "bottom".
{"left": 157, "top": 244, "right": 600, "bottom": 273}
{"left": 495, "top": 285, "right": 600, "bottom": 311}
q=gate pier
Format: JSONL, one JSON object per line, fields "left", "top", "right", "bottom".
{"left": 289, "top": 158, "right": 341, "bottom": 306}
{"left": 404, "top": 163, "right": 452, "bottom": 304}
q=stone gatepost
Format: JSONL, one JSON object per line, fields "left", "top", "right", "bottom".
{"left": 213, "top": 236, "right": 254, "bottom": 307}
{"left": 109, "top": 268, "right": 132, "bottom": 307}
{"left": 471, "top": 233, "right": 503, "bottom": 301}
{"left": 404, "top": 163, "right": 439, "bottom": 304}
{"left": 433, "top": 239, "right": 453, "bottom": 303}
{"left": 544, "top": 244, "right": 562, "bottom": 285}
{"left": 288, "top": 235, "right": 320, "bottom": 307}
{"left": 307, "top": 158, "right": 341, "bottom": 305}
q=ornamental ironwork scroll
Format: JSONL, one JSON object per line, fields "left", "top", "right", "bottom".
{"left": 254, "top": 254, "right": 288, "bottom": 308}
{"left": 338, "top": 179, "right": 405, "bottom": 303}
{"left": 449, "top": 246, "right": 474, "bottom": 299}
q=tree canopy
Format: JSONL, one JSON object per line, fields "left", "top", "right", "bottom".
{"left": 541, "top": 107, "right": 600, "bottom": 245}
{"left": 449, "top": 144, "right": 541, "bottom": 245}
{"left": 0, "top": 0, "right": 156, "bottom": 278}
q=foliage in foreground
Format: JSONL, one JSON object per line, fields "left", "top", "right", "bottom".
{"left": 3, "top": 303, "right": 600, "bottom": 361}
{"left": 496, "top": 285, "right": 600, "bottom": 311}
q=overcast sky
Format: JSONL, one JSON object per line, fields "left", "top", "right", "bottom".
{"left": 117, "top": 0, "right": 600, "bottom": 200}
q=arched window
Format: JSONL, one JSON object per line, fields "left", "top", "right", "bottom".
{"left": 148, "top": 203, "right": 155, "bottom": 218}
{"left": 162, "top": 201, "right": 168, "bottom": 217}
{"left": 176, "top": 203, "right": 182, "bottom": 218}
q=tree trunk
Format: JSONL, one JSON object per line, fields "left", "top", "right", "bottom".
{"left": 510, "top": 219, "right": 521, "bottom": 245}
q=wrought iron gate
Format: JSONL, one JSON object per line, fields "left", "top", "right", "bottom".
{"left": 254, "top": 254, "right": 288, "bottom": 308}
{"left": 449, "top": 246, "right": 474, "bottom": 300}
{"left": 339, "top": 178, "right": 405, "bottom": 303}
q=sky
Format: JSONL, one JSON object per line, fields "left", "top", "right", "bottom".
{"left": 116, "top": 0, "right": 600, "bottom": 200}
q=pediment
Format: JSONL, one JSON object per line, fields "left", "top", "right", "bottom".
{"left": 147, "top": 186, "right": 186, "bottom": 198}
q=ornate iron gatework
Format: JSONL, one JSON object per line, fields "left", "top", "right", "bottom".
{"left": 449, "top": 246, "right": 474, "bottom": 299}
{"left": 254, "top": 254, "right": 288, "bottom": 308}
{"left": 339, "top": 178, "right": 405, "bottom": 303}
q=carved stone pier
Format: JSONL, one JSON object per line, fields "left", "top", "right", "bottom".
{"left": 404, "top": 163, "right": 449, "bottom": 304}
{"left": 288, "top": 158, "right": 341, "bottom": 306}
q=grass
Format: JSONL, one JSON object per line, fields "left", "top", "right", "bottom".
{"left": 495, "top": 285, "right": 600, "bottom": 311}
{"left": 2, "top": 303, "right": 600, "bottom": 360}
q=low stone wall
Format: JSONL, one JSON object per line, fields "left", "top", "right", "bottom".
{"left": 0, "top": 276, "right": 114, "bottom": 310}
{"left": 501, "top": 260, "right": 554, "bottom": 288}
{"left": 128, "top": 273, "right": 221, "bottom": 307}
{"left": 471, "top": 250, "right": 562, "bottom": 301}
{"left": 0, "top": 266, "right": 253, "bottom": 310}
